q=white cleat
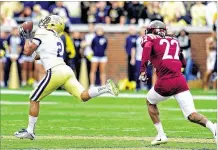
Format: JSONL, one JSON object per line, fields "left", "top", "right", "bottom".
{"left": 106, "top": 79, "right": 119, "bottom": 97}
{"left": 151, "top": 134, "right": 168, "bottom": 146}
{"left": 14, "top": 129, "right": 35, "bottom": 140}
{"left": 214, "top": 123, "right": 217, "bottom": 143}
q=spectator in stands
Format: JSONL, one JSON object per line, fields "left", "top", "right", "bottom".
{"left": 105, "top": 1, "right": 125, "bottom": 25}
{"left": 126, "top": 2, "right": 147, "bottom": 24}
{"left": 63, "top": 2, "right": 81, "bottom": 24}
{"left": 32, "top": 4, "right": 49, "bottom": 22}
{"left": 0, "top": 14, "right": 17, "bottom": 27}
{"left": 125, "top": 26, "right": 138, "bottom": 82}
{"left": 60, "top": 25, "right": 76, "bottom": 67}
{"left": 160, "top": 2, "right": 186, "bottom": 25}
{"left": 190, "top": 2, "right": 206, "bottom": 26}
{"left": 4, "top": 26, "right": 23, "bottom": 87}
{"left": 177, "top": 29, "right": 196, "bottom": 80}
{"left": 81, "top": 23, "right": 96, "bottom": 83}
{"left": 87, "top": 3, "right": 97, "bottom": 24}
{"left": 0, "top": 32, "right": 8, "bottom": 87}
{"left": 203, "top": 31, "right": 217, "bottom": 90}
{"left": 22, "top": 1, "right": 36, "bottom": 9}
{"left": 147, "top": 2, "right": 163, "bottom": 22}
{"left": 0, "top": 2, "right": 23, "bottom": 19}
{"left": 177, "top": 29, "right": 191, "bottom": 60}
{"left": 205, "top": 1, "right": 217, "bottom": 27}
{"left": 90, "top": 26, "right": 108, "bottom": 87}
{"left": 81, "top": 2, "right": 94, "bottom": 23}
{"left": 95, "top": 2, "right": 110, "bottom": 24}
{"left": 19, "top": 7, "right": 33, "bottom": 21}
{"left": 49, "top": 1, "right": 70, "bottom": 23}
{"left": 20, "top": 49, "right": 34, "bottom": 87}
{"left": 37, "top": 1, "right": 52, "bottom": 10}
{"left": 72, "top": 31, "right": 83, "bottom": 80}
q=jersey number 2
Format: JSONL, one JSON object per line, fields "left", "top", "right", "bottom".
{"left": 57, "top": 42, "right": 64, "bottom": 57}
{"left": 160, "top": 39, "right": 180, "bottom": 60}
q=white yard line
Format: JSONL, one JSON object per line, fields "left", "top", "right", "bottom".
{"left": 162, "top": 108, "right": 217, "bottom": 112}
{"left": 1, "top": 135, "right": 215, "bottom": 144}
{"left": 0, "top": 100, "right": 57, "bottom": 105}
{"left": 1, "top": 90, "right": 217, "bottom": 100}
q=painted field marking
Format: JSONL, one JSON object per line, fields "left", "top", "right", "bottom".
{"left": 162, "top": 108, "right": 217, "bottom": 113}
{"left": 1, "top": 135, "right": 215, "bottom": 144}
{"left": 1, "top": 90, "right": 217, "bottom": 100}
{"left": 0, "top": 100, "right": 57, "bottom": 105}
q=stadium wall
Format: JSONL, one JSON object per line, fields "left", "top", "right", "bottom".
{"left": 1, "top": 25, "right": 212, "bottom": 82}
{"left": 69, "top": 25, "right": 213, "bottom": 82}
{"left": 79, "top": 32, "right": 211, "bottom": 82}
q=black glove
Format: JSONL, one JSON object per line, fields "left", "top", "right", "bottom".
{"left": 19, "top": 26, "right": 32, "bottom": 40}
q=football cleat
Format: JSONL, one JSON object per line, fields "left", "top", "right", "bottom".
{"left": 106, "top": 79, "right": 119, "bottom": 97}
{"left": 151, "top": 134, "right": 168, "bottom": 146}
{"left": 214, "top": 123, "right": 217, "bottom": 143}
{"left": 14, "top": 129, "right": 35, "bottom": 140}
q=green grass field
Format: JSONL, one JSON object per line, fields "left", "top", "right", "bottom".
{"left": 0, "top": 89, "right": 217, "bottom": 150}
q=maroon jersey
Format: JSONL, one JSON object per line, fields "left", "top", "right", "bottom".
{"left": 140, "top": 34, "right": 185, "bottom": 80}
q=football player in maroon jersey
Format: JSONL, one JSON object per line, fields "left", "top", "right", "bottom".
{"left": 139, "top": 20, "right": 217, "bottom": 145}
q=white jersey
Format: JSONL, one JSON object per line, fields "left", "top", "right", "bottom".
{"left": 32, "top": 28, "right": 65, "bottom": 70}
{"left": 136, "top": 36, "right": 143, "bottom": 61}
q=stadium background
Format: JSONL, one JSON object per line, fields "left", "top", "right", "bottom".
{"left": 0, "top": 1, "right": 217, "bottom": 150}
{"left": 0, "top": 1, "right": 217, "bottom": 89}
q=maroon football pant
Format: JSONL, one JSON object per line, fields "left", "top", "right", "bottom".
{"left": 154, "top": 75, "right": 189, "bottom": 97}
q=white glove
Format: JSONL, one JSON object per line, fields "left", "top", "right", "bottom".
{"left": 32, "top": 51, "right": 40, "bottom": 60}
{"left": 139, "top": 72, "right": 148, "bottom": 82}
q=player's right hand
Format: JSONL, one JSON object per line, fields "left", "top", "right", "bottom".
{"left": 19, "top": 26, "right": 32, "bottom": 39}
{"left": 139, "top": 72, "right": 148, "bottom": 82}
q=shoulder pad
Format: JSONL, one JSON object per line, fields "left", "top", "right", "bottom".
{"left": 141, "top": 34, "right": 156, "bottom": 47}
{"left": 34, "top": 28, "right": 48, "bottom": 36}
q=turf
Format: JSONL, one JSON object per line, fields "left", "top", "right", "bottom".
{"left": 0, "top": 89, "right": 217, "bottom": 150}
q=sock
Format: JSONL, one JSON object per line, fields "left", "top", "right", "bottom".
{"left": 27, "top": 115, "right": 38, "bottom": 134}
{"left": 88, "top": 85, "right": 109, "bottom": 98}
{"left": 206, "top": 120, "right": 215, "bottom": 135}
{"left": 154, "top": 122, "right": 165, "bottom": 137}
{"left": 90, "top": 84, "right": 95, "bottom": 88}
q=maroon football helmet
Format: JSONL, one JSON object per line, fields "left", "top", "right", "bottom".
{"left": 146, "top": 20, "right": 167, "bottom": 37}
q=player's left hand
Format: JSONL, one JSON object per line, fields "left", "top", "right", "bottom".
{"left": 139, "top": 72, "right": 148, "bottom": 82}
{"left": 19, "top": 26, "right": 32, "bottom": 39}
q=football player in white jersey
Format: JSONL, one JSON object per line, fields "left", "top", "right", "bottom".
{"left": 14, "top": 15, "right": 119, "bottom": 140}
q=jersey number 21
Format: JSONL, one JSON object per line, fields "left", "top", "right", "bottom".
{"left": 57, "top": 42, "right": 64, "bottom": 57}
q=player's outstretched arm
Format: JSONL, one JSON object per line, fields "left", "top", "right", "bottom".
{"left": 24, "top": 39, "right": 38, "bottom": 56}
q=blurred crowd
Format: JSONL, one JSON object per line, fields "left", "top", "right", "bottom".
{"left": 0, "top": 1, "right": 217, "bottom": 90}
{"left": 0, "top": 23, "right": 216, "bottom": 90}
{"left": 0, "top": 1, "right": 217, "bottom": 27}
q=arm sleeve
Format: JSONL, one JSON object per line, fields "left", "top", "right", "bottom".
{"left": 140, "top": 41, "right": 153, "bottom": 73}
